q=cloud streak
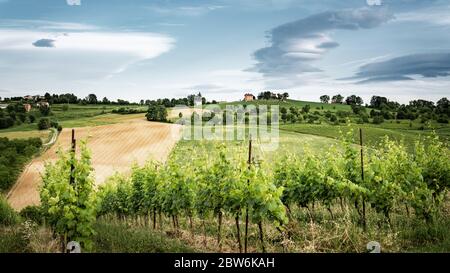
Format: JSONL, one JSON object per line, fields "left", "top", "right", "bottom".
{"left": 349, "top": 53, "right": 450, "bottom": 83}
{"left": 32, "top": 38, "right": 56, "bottom": 48}
{"left": 249, "top": 7, "right": 394, "bottom": 85}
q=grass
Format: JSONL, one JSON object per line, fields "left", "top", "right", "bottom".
{"left": 280, "top": 123, "right": 446, "bottom": 150}
{"left": 92, "top": 219, "right": 197, "bottom": 253}
{"left": 0, "top": 130, "right": 50, "bottom": 141}
{"left": 0, "top": 104, "right": 147, "bottom": 139}
{"left": 219, "top": 99, "right": 352, "bottom": 111}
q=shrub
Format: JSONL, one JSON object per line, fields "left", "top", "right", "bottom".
{"left": 28, "top": 114, "right": 36, "bottom": 123}
{"left": 62, "top": 105, "right": 69, "bottom": 112}
{"left": 57, "top": 125, "right": 63, "bottom": 132}
{"left": 50, "top": 120, "right": 59, "bottom": 128}
{"left": 20, "top": 206, "right": 44, "bottom": 225}
{"left": 38, "top": 118, "right": 51, "bottom": 130}
{"left": 437, "top": 115, "right": 449, "bottom": 124}
{"left": 329, "top": 114, "right": 337, "bottom": 122}
{"left": 0, "top": 196, "right": 19, "bottom": 226}
{"left": 373, "top": 115, "right": 384, "bottom": 124}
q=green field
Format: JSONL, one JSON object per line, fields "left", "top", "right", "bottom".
{"left": 0, "top": 104, "right": 146, "bottom": 139}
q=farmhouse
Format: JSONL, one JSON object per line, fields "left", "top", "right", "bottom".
{"left": 23, "top": 103, "right": 32, "bottom": 112}
{"left": 244, "top": 93, "right": 255, "bottom": 102}
{"left": 23, "top": 95, "right": 33, "bottom": 100}
{"left": 37, "top": 101, "right": 50, "bottom": 108}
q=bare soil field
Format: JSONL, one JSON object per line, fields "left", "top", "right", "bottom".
{"left": 7, "top": 117, "right": 182, "bottom": 211}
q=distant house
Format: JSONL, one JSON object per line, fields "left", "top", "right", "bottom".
{"left": 37, "top": 101, "right": 50, "bottom": 108}
{"left": 244, "top": 93, "right": 255, "bottom": 102}
{"left": 24, "top": 104, "right": 32, "bottom": 112}
{"left": 23, "top": 95, "right": 33, "bottom": 100}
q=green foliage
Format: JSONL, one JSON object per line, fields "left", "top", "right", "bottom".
{"left": 38, "top": 118, "right": 51, "bottom": 130}
{"left": 40, "top": 142, "right": 96, "bottom": 250}
{"left": 0, "top": 195, "right": 19, "bottom": 226}
{"left": 276, "top": 127, "right": 449, "bottom": 223}
{"left": 19, "top": 206, "right": 45, "bottom": 225}
{"left": 146, "top": 104, "right": 168, "bottom": 122}
{"left": 0, "top": 137, "right": 42, "bottom": 190}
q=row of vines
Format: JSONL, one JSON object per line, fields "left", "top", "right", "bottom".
{"left": 39, "top": 129, "right": 449, "bottom": 252}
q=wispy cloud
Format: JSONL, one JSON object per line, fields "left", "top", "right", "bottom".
{"left": 0, "top": 30, "right": 174, "bottom": 59}
{"left": 32, "top": 38, "right": 56, "bottom": 48}
{"left": 146, "top": 5, "right": 226, "bottom": 16}
{"left": 0, "top": 19, "right": 98, "bottom": 31}
{"left": 347, "top": 53, "right": 450, "bottom": 83}
{"left": 157, "top": 22, "right": 186, "bottom": 27}
{"left": 248, "top": 7, "right": 394, "bottom": 88}
{"left": 394, "top": 5, "right": 450, "bottom": 26}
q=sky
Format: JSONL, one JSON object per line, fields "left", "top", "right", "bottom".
{"left": 0, "top": 0, "right": 449, "bottom": 104}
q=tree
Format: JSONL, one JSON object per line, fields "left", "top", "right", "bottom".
{"left": 86, "top": 94, "right": 98, "bottom": 104}
{"left": 102, "top": 97, "right": 110, "bottom": 104}
{"left": 345, "top": 95, "right": 363, "bottom": 106}
{"left": 39, "top": 104, "right": 51, "bottom": 116}
{"left": 44, "top": 92, "right": 52, "bottom": 102}
{"left": 331, "top": 94, "right": 344, "bottom": 104}
{"left": 280, "top": 107, "right": 288, "bottom": 123}
{"left": 373, "top": 115, "right": 384, "bottom": 124}
{"left": 320, "top": 95, "right": 330, "bottom": 104}
{"left": 38, "top": 118, "right": 51, "bottom": 130}
{"left": 302, "top": 104, "right": 311, "bottom": 114}
{"left": 370, "top": 96, "right": 388, "bottom": 109}
{"left": 146, "top": 104, "right": 168, "bottom": 122}
{"left": 436, "top": 97, "right": 449, "bottom": 116}
{"left": 28, "top": 114, "right": 36, "bottom": 123}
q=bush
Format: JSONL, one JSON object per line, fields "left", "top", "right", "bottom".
{"left": 28, "top": 114, "right": 36, "bottom": 123}
{"left": 437, "top": 115, "right": 449, "bottom": 124}
{"left": 62, "top": 104, "right": 69, "bottom": 112}
{"left": 373, "top": 115, "right": 384, "bottom": 124}
{"left": 50, "top": 120, "right": 59, "bottom": 129}
{"left": 38, "top": 118, "right": 51, "bottom": 130}
{"left": 20, "top": 206, "right": 44, "bottom": 225}
{"left": 329, "top": 114, "right": 337, "bottom": 122}
{"left": 0, "top": 138, "right": 42, "bottom": 190}
{"left": 0, "top": 196, "right": 19, "bottom": 226}
{"left": 57, "top": 125, "right": 63, "bottom": 132}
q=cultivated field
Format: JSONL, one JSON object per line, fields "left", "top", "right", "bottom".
{"left": 7, "top": 116, "right": 182, "bottom": 210}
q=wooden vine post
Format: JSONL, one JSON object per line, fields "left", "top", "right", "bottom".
{"left": 359, "top": 128, "right": 366, "bottom": 231}
{"left": 244, "top": 134, "right": 252, "bottom": 253}
{"left": 63, "top": 129, "right": 76, "bottom": 253}
{"left": 70, "top": 129, "right": 76, "bottom": 185}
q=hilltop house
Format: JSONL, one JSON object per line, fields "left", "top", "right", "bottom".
{"left": 37, "top": 101, "right": 50, "bottom": 108}
{"left": 23, "top": 104, "right": 32, "bottom": 112}
{"left": 244, "top": 93, "right": 255, "bottom": 102}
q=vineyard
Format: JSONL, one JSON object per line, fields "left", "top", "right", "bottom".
{"left": 34, "top": 125, "right": 450, "bottom": 252}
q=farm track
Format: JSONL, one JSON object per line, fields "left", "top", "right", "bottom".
{"left": 7, "top": 117, "right": 182, "bottom": 211}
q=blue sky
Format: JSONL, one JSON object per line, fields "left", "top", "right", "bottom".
{"left": 0, "top": 0, "right": 449, "bottom": 103}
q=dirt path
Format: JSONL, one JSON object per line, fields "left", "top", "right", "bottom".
{"left": 7, "top": 117, "right": 182, "bottom": 211}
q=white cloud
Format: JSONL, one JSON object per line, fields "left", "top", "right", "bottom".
{"left": 146, "top": 5, "right": 226, "bottom": 16}
{"left": 394, "top": 6, "right": 450, "bottom": 26}
{"left": 0, "top": 30, "right": 174, "bottom": 59}
{"left": 0, "top": 19, "right": 97, "bottom": 31}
